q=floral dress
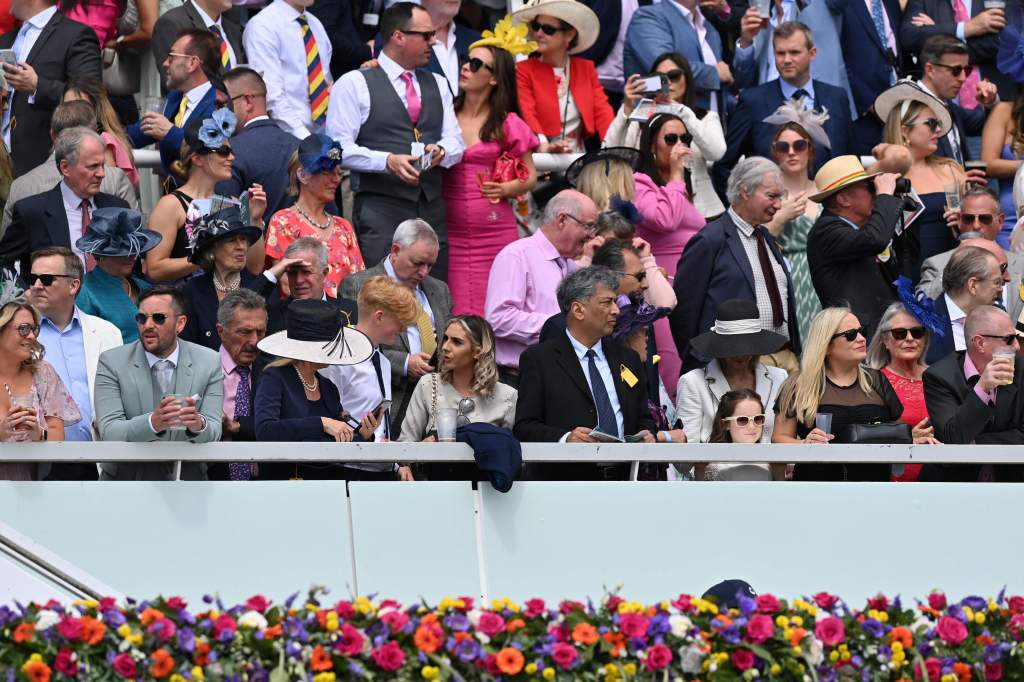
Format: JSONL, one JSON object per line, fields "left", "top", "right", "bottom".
{"left": 779, "top": 205, "right": 823, "bottom": 344}
{"left": 1, "top": 361, "right": 81, "bottom": 480}
{"left": 264, "top": 210, "right": 365, "bottom": 298}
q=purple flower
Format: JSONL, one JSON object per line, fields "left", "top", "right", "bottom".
{"left": 720, "top": 625, "right": 741, "bottom": 645}
{"left": 454, "top": 638, "right": 481, "bottom": 662}
{"left": 104, "top": 609, "right": 126, "bottom": 627}
{"left": 948, "top": 604, "right": 967, "bottom": 623}
{"left": 961, "top": 596, "right": 987, "bottom": 612}
{"left": 178, "top": 628, "right": 195, "bottom": 653}
{"left": 444, "top": 614, "right": 470, "bottom": 631}
{"left": 861, "top": 619, "right": 885, "bottom": 638}
{"left": 348, "top": 661, "right": 367, "bottom": 678}
{"left": 738, "top": 595, "right": 757, "bottom": 617}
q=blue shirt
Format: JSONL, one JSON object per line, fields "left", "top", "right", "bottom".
{"left": 565, "top": 329, "right": 624, "bottom": 439}
{"left": 38, "top": 308, "right": 92, "bottom": 441}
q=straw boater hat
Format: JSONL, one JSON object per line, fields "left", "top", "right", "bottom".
{"left": 809, "top": 155, "right": 884, "bottom": 203}
{"left": 258, "top": 299, "right": 374, "bottom": 365}
{"left": 511, "top": 0, "right": 599, "bottom": 54}
{"left": 689, "top": 299, "right": 788, "bottom": 359}
{"left": 873, "top": 80, "right": 953, "bottom": 137}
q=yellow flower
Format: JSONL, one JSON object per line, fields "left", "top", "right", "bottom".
{"left": 525, "top": 663, "right": 538, "bottom": 675}
{"left": 325, "top": 612, "right": 340, "bottom": 632}
{"left": 775, "top": 615, "right": 789, "bottom": 628}
{"left": 770, "top": 664, "right": 782, "bottom": 675}
{"left": 623, "top": 663, "right": 637, "bottom": 676}
{"left": 192, "top": 666, "right": 205, "bottom": 680}
{"left": 354, "top": 596, "right": 375, "bottom": 615}
{"left": 941, "top": 675, "right": 958, "bottom": 682}
{"left": 829, "top": 651, "right": 840, "bottom": 662}
{"left": 659, "top": 600, "right": 671, "bottom": 611}
{"left": 878, "top": 611, "right": 889, "bottom": 623}
{"left": 976, "top": 612, "right": 986, "bottom": 625}
{"left": 542, "top": 666, "right": 556, "bottom": 680}
{"left": 790, "top": 616, "right": 804, "bottom": 627}
{"left": 491, "top": 597, "right": 521, "bottom": 612}
{"left": 963, "top": 606, "right": 974, "bottom": 621}
{"left": 792, "top": 646, "right": 802, "bottom": 656}
{"left": 117, "top": 624, "right": 131, "bottom": 638}
{"left": 313, "top": 673, "right": 337, "bottom": 682}
{"left": 421, "top": 666, "right": 440, "bottom": 680}
{"left": 990, "top": 601, "right": 999, "bottom": 612}
{"left": 170, "top": 676, "right": 187, "bottom": 682}
{"left": 693, "top": 599, "right": 719, "bottom": 615}
{"left": 438, "top": 597, "right": 457, "bottom": 611}
{"left": 617, "top": 601, "right": 645, "bottom": 615}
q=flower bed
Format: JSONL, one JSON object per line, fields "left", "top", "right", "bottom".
{"left": 1, "top": 589, "right": 1022, "bottom": 681}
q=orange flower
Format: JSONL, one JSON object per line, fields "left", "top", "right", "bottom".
{"left": 311, "top": 645, "right": 333, "bottom": 672}
{"left": 889, "top": 626, "right": 913, "bottom": 649}
{"left": 149, "top": 649, "right": 175, "bottom": 679}
{"left": 22, "top": 658, "right": 51, "bottom": 682}
{"left": 453, "top": 631, "right": 472, "bottom": 643}
{"left": 414, "top": 624, "right": 442, "bottom": 653}
{"left": 788, "top": 628, "right": 808, "bottom": 646}
{"left": 506, "top": 618, "right": 526, "bottom": 633}
{"left": 572, "top": 622, "right": 599, "bottom": 645}
{"left": 263, "top": 624, "right": 283, "bottom": 640}
{"left": 195, "top": 640, "right": 211, "bottom": 666}
{"left": 14, "top": 623, "right": 35, "bottom": 643}
{"left": 976, "top": 634, "right": 995, "bottom": 646}
{"left": 421, "top": 613, "right": 440, "bottom": 626}
{"left": 602, "top": 631, "right": 626, "bottom": 657}
{"left": 496, "top": 647, "right": 525, "bottom": 676}
{"left": 80, "top": 616, "right": 106, "bottom": 646}
{"left": 953, "top": 662, "right": 972, "bottom": 682}
{"left": 140, "top": 608, "right": 165, "bottom": 626}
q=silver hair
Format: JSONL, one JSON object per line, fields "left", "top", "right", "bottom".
{"left": 542, "top": 191, "right": 584, "bottom": 226}
{"left": 392, "top": 219, "right": 438, "bottom": 248}
{"left": 942, "top": 245, "right": 997, "bottom": 295}
{"left": 284, "top": 236, "right": 329, "bottom": 272}
{"left": 53, "top": 126, "right": 104, "bottom": 170}
{"left": 216, "top": 288, "right": 266, "bottom": 328}
{"left": 556, "top": 265, "right": 621, "bottom": 315}
{"left": 865, "top": 302, "right": 930, "bottom": 369}
{"left": 725, "top": 156, "right": 782, "bottom": 205}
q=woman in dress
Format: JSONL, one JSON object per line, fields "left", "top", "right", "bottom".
{"left": 63, "top": 78, "right": 138, "bottom": 186}
{"left": 981, "top": 90, "right": 1024, "bottom": 245}
{"left": 701, "top": 389, "right": 785, "bottom": 481}
{"left": 265, "top": 133, "right": 364, "bottom": 299}
{"left": 444, "top": 18, "right": 539, "bottom": 316}
{"left": 0, "top": 297, "right": 80, "bottom": 480}
{"left": 605, "top": 52, "right": 726, "bottom": 219}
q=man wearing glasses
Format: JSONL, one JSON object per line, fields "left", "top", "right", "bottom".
{"left": 94, "top": 286, "right": 224, "bottom": 480}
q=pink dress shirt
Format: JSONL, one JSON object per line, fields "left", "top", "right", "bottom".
{"left": 964, "top": 352, "right": 996, "bottom": 405}
{"left": 220, "top": 345, "right": 251, "bottom": 424}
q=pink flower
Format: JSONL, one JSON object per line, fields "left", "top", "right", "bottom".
{"left": 245, "top": 595, "right": 269, "bottom": 613}
{"left": 986, "top": 663, "right": 1004, "bottom": 681}
{"left": 99, "top": 597, "right": 118, "bottom": 610}
{"left": 672, "top": 594, "right": 694, "bottom": 613}
{"left": 916, "top": 657, "right": 941, "bottom": 680}
{"left": 334, "top": 600, "right": 355, "bottom": 619}
{"left": 335, "top": 623, "right": 364, "bottom": 656}
{"left": 379, "top": 599, "right": 402, "bottom": 611}
{"left": 936, "top": 615, "right": 968, "bottom": 645}
{"left": 54, "top": 649, "right": 76, "bottom": 676}
{"left": 928, "top": 592, "right": 948, "bottom": 610}
{"left": 57, "top": 616, "right": 83, "bottom": 641}
{"left": 813, "top": 592, "right": 839, "bottom": 610}
{"left": 164, "top": 596, "right": 187, "bottom": 610}
{"left": 148, "top": 617, "right": 176, "bottom": 641}
{"left": 559, "top": 600, "right": 584, "bottom": 614}
{"left": 477, "top": 612, "right": 506, "bottom": 637}
{"left": 755, "top": 594, "right": 781, "bottom": 614}
{"left": 380, "top": 610, "right": 409, "bottom": 633}
{"left": 815, "top": 617, "right": 846, "bottom": 646}
{"left": 643, "top": 644, "right": 673, "bottom": 671}
{"left": 731, "top": 648, "right": 754, "bottom": 671}
{"left": 867, "top": 596, "right": 890, "bottom": 611}
{"left": 551, "top": 642, "right": 578, "bottom": 669}
{"left": 605, "top": 595, "right": 624, "bottom": 611}
{"left": 745, "top": 614, "right": 775, "bottom": 644}
{"left": 1008, "top": 597, "right": 1024, "bottom": 614}
{"left": 524, "top": 599, "right": 546, "bottom": 618}
{"left": 213, "top": 614, "right": 237, "bottom": 641}
{"left": 371, "top": 641, "right": 406, "bottom": 672}
{"left": 619, "top": 613, "right": 650, "bottom": 639}
{"left": 113, "top": 653, "right": 137, "bottom": 678}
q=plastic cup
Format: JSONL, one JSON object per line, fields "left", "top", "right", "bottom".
{"left": 164, "top": 393, "right": 189, "bottom": 431}
{"left": 993, "top": 348, "right": 1016, "bottom": 385}
{"left": 984, "top": 0, "right": 1005, "bottom": 9}
{"left": 751, "top": 0, "right": 771, "bottom": 20}
{"left": 436, "top": 408, "right": 458, "bottom": 442}
{"left": 8, "top": 393, "right": 34, "bottom": 432}
{"left": 144, "top": 96, "right": 164, "bottom": 114}
{"left": 814, "top": 412, "right": 833, "bottom": 435}
{"left": 944, "top": 184, "right": 962, "bottom": 212}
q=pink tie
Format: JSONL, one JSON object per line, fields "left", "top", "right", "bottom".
{"left": 400, "top": 71, "right": 421, "bottom": 126}
{"left": 951, "top": 0, "right": 980, "bottom": 109}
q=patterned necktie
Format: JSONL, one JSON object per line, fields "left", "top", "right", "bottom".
{"left": 209, "top": 24, "right": 230, "bottom": 69}
{"left": 755, "top": 227, "right": 785, "bottom": 329}
{"left": 173, "top": 95, "right": 189, "bottom": 127}
{"left": 297, "top": 15, "right": 329, "bottom": 128}
{"left": 585, "top": 349, "right": 619, "bottom": 438}
{"left": 79, "top": 199, "right": 95, "bottom": 271}
{"left": 415, "top": 303, "right": 436, "bottom": 357}
{"left": 400, "top": 71, "right": 421, "bottom": 125}
{"left": 228, "top": 366, "right": 255, "bottom": 481}
{"left": 950, "top": 0, "right": 980, "bottom": 109}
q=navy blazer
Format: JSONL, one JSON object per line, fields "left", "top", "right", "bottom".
{"left": 255, "top": 364, "right": 342, "bottom": 441}
{"left": 936, "top": 99, "right": 987, "bottom": 162}
{"left": 128, "top": 86, "right": 218, "bottom": 177}
{"left": 925, "top": 294, "right": 957, "bottom": 365}
{"left": 181, "top": 270, "right": 275, "bottom": 351}
{"left": 827, "top": 0, "right": 901, "bottom": 119}
{"left": 668, "top": 212, "right": 801, "bottom": 373}
{"left": 214, "top": 118, "right": 301, "bottom": 224}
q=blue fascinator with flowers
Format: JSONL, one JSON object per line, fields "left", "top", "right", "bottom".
{"left": 298, "top": 132, "right": 343, "bottom": 174}
{"left": 186, "top": 108, "right": 236, "bottom": 151}
{"left": 893, "top": 276, "right": 947, "bottom": 338}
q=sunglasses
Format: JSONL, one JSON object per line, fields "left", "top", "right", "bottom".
{"left": 831, "top": 326, "right": 866, "bottom": 342}
{"left": 466, "top": 57, "right": 494, "bottom": 73}
{"left": 25, "top": 273, "right": 75, "bottom": 287}
{"left": 981, "top": 333, "right": 1017, "bottom": 346}
{"left": 888, "top": 326, "right": 926, "bottom": 340}
{"left": 135, "top": 312, "right": 171, "bottom": 326}
{"left": 620, "top": 270, "right": 647, "bottom": 283}
{"left": 722, "top": 414, "right": 766, "bottom": 426}
{"left": 912, "top": 118, "right": 942, "bottom": 133}
{"left": 929, "top": 62, "right": 974, "bottom": 78}
{"left": 663, "top": 132, "right": 693, "bottom": 146}
{"left": 202, "top": 145, "right": 233, "bottom": 157}
{"left": 14, "top": 323, "right": 39, "bottom": 338}
{"left": 529, "top": 20, "right": 569, "bottom": 35}
{"left": 662, "top": 68, "right": 685, "bottom": 82}
{"left": 399, "top": 29, "right": 436, "bottom": 41}
{"left": 960, "top": 213, "right": 995, "bottom": 225}
{"left": 773, "top": 139, "right": 809, "bottom": 154}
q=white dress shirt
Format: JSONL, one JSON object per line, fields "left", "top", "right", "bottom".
{"left": 320, "top": 349, "right": 394, "bottom": 471}
{"left": 191, "top": 1, "right": 238, "bottom": 69}
{"left": 60, "top": 181, "right": 95, "bottom": 260}
{"left": 561, "top": 330, "right": 624, "bottom": 442}
{"left": 243, "top": 0, "right": 333, "bottom": 139}
{"left": 180, "top": 81, "right": 213, "bottom": 127}
{"left": 433, "top": 22, "right": 460, "bottom": 94}
{"left": 945, "top": 293, "right": 968, "bottom": 351}
{"left": 326, "top": 52, "right": 465, "bottom": 172}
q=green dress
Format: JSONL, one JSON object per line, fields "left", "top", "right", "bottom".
{"left": 779, "top": 205, "right": 823, "bottom": 343}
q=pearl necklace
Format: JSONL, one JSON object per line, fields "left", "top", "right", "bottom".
{"left": 295, "top": 205, "right": 332, "bottom": 231}
{"left": 295, "top": 365, "right": 319, "bottom": 392}
{"left": 213, "top": 270, "right": 241, "bottom": 292}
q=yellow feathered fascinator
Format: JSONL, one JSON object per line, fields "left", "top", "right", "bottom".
{"left": 470, "top": 16, "right": 538, "bottom": 56}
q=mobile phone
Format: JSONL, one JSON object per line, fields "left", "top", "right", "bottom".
{"left": 341, "top": 413, "right": 361, "bottom": 429}
{"left": 641, "top": 74, "right": 667, "bottom": 95}
{"left": 964, "top": 160, "right": 988, "bottom": 172}
{"left": 0, "top": 50, "right": 17, "bottom": 66}
{"left": 371, "top": 400, "right": 392, "bottom": 419}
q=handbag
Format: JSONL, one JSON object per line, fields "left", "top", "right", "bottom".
{"left": 839, "top": 422, "right": 912, "bottom": 445}
{"left": 491, "top": 152, "right": 530, "bottom": 184}
{"left": 102, "top": 47, "right": 141, "bottom": 97}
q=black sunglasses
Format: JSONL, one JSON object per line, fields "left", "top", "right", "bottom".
{"left": 135, "top": 312, "right": 171, "bottom": 326}
{"left": 663, "top": 68, "right": 685, "bottom": 82}
{"left": 888, "top": 326, "right": 926, "bottom": 340}
{"left": 961, "top": 213, "right": 995, "bottom": 225}
{"left": 529, "top": 19, "right": 569, "bottom": 35}
{"left": 929, "top": 62, "right": 974, "bottom": 78}
{"left": 25, "top": 273, "right": 75, "bottom": 287}
{"left": 913, "top": 118, "right": 942, "bottom": 133}
{"left": 466, "top": 57, "right": 494, "bottom": 73}
{"left": 663, "top": 133, "right": 693, "bottom": 146}
{"left": 203, "top": 145, "right": 233, "bottom": 157}
{"left": 14, "top": 323, "right": 39, "bottom": 338}
{"left": 399, "top": 29, "right": 436, "bottom": 41}
{"left": 773, "top": 139, "right": 809, "bottom": 154}
{"left": 981, "top": 333, "right": 1017, "bottom": 346}
{"left": 831, "top": 326, "right": 866, "bottom": 342}
{"left": 723, "top": 414, "right": 766, "bottom": 426}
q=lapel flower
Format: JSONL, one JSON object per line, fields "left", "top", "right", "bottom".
{"left": 197, "top": 108, "right": 237, "bottom": 149}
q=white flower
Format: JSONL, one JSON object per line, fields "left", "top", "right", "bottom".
{"left": 807, "top": 637, "right": 824, "bottom": 666}
{"left": 467, "top": 609, "right": 482, "bottom": 627}
{"left": 669, "top": 615, "right": 692, "bottom": 638}
{"left": 35, "top": 610, "right": 59, "bottom": 630}
{"left": 238, "top": 610, "right": 268, "bottom": 630}
{"left": 679, "top": 645, "right": 704, "bottom": 674}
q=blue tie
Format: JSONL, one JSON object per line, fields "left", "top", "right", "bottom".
{"left": 869, "top": 0, "right": 896, "bottom": 84}
{"left": 2, "top": 22, "right": 30, "bottom": 147}
{"left": 585, "top": 349, "right": 618, "bottom": 438}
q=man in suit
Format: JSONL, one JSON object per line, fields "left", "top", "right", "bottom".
{"left": 216, "top": 67, "right": 300, "bottom": 223}
{"left": 128, "top": 29, "right": 219, "bottom": 178}
{"left": 151, "top": 0, "right": 244, "bottom": 78}
{"left": 0, "top": 127, "right": 130, "bottom": 274}
{"left": 924, "top": 245, "right": 1004, "bottom": 364}
{"left": 922, "top": 305, "right": 1024, "bottom": 482}
{"left": 1, "top": 101, "right": 137, "bottom": 240}
{"left": 670, "top": 157, "right": 801, "bottom": 374}
{"left": 266, "top": 237, "right": 358, "bottom": 334}
{"left": 715, "top": 21, "right": 852, "bottom": 196}
{"left": 0, "top": 0, "right": 101, "bottom": 176}
{"left": 94, "top": 285, "right": 224, "bottom": 481}
{"left": 26, "top": 247, "right": 122, "bottom": 480}
{"left": 623, "top": 0, "right": 732, "bottom": 112}
{"left": 338, "top": 219, "right": 452, "bottom": 431}
{"left": 514, "top": 266, "right": 674, "bottom": 480}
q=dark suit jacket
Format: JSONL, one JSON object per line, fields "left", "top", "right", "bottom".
{"left": 668, "top": 212, "right": 801, "bottom": 373}
{"left": 181, "top": 270, "right": 275, "bottom": 351}
{"left": 0, "top": 184, "right": 129, "bottom": 273}
{"left": 924, "top": 294, "right": 956, "bottom": 365}
{"left": 0, "top": 12, "right": 101, "bottom": 176}
{"left": 128, "top": 86, "right": 217, "bottom": 177}
{"left": 826, "top": 0, "right": 901, "bottom": 119}
{"left": 312, "top": 0, "right": 373, "bottom": 76}
{"left": 254, "top": 363, "right": 341, "bottom": 442}
{"left": 266, "top": 289, "right": 359, "bottom": 335}
{"left": 215, "top": 118, "right": 300, "bottom": 224}
{"left": 151, "top": 0, "right": 244, "bottom": 80}
{"left": 921, "top": 350, "right": 1024, "bottom": 481}
{"left": 714, "top": 79, "right": 852, "bottom": 198}
{"left": 936, "top": 98, "right": 988, "bottom": 162}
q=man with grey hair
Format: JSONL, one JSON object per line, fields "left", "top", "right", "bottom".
{"left": 266, "top": 236, "right": 358, "bottom": 334}
{"left": 339, "top": 218, "right": 452, "bottom": 431}
{"left": 0, "top": 126, "right": 130, "bottom": 274}
{"left": 515, "top": 266, "right": 672, "bottom": 480}
{"left": 670, "top": 157, "right": 800, "bottom": 374}
{"left": 486, "top": 189, "right": 599, "bottom": 384}
{"left": 925, "top": 245, "right": 1004, "bottom": 364}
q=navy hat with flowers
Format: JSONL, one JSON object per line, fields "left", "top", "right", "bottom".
{"left": 612, "top": 301, "right": 671, "bottom": 341}
{"left": 183, "top": 108, "right": 236, "bottom": 153}
{"left": 298, "top": 132, "right": 343, "bottom": 174}
{"left": 187, "top": 205, "right": 262, "bottom": 264}
{"left": 76, "top": 207, "right": 162, "bottom": 258}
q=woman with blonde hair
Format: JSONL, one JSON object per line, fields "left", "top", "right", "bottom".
{"left": 567, "top": 147, "right": 638, "bottom": 211}
{"left": 773, "top": 306, "right": 904, "bottom": 481}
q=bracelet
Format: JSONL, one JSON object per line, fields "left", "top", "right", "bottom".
{"left": 661, "top": 431, "right": 671, "bottom": 443}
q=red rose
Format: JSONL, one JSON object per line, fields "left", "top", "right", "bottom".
{"left": 524, "top": 599, "right": 546, "bottom": 618}
{"left": 731, "top": 648, "right": 754, "bottom": 671}
{"left": 481, "top": 653, "right": 501, "bottom": 676}
{"left": 54, "top": 649, "right": 76, "bottom": 676}
{"left": 1008, "top": 597, "right": 1024, "bottom": 614}
{"left": 165, "top": 597, "right": 187, "bottom": 611}
{"left": 58, "top": 616, "right": 83, "bottom": 641}
{"left": 478, "top": 612, "right": 506, "bottom": 637}
{"left": 113, "top": 653, "right": 137, "bottom": 679}
{"left": 380, "top": 610, "right": 409, "bottom": 633}
{"left": 672, "top": 594, "right": 694, "bottom": 613}
{"left": 459, "top": 597, "right": 475, "bottom": 612}
{"left": 334, "top": 600, "right": 355, "bottom": 619}
{"left": 99, "top": 597, "right": 118, "bottom": 610}
{"left": 245, "top": 595, "right": 269, "bottom": 613}
{"left": 929, "top": 593, "right": 948, "bottom": 610}
{"left": 619, "top": 613, "right": 650, "bottom": 639}
{"left": 813, "top": 592, "right": 838, "bottom": 610}
{"left": 746, "top": 615, "right": 775, "bottom": 644}
{"left": 755, "top": 594, "right": 780, "bottom": 614}
{"left": 986, "top": 663, "right": 1004, "bottom": 681}
{"left": 371, "top": 641, "right": 406, "bottom": 672}
{"left": 559, "top": 600, "right": 584, "bottom": 614}
{"left": 937, "top": 616, "right": 968, "bottom": 645}
{"left": 335, "top": 623, "right": 364, "bottom": 656}
{"left": 148, "top": 617, "right": 176, "bottom": 641}
{"left": 213, "top": 614, "right": 237, "bottom": 639}
{"left": 815, "top": 617, "right": 846, "bottom": 646}
{"left": 644, "top": 644, "right": 673, "bottom": 671}
{"left": 915, "top": 658, "right": 942, "bottom": 680}
{"left": 605, "top": 596, "right": 624, "bottom": 611}
{"left": 867, "top": 596, "right": 890, "bottom": 611}
{"left": 551, "top": 643, "right": 578, "bottom": 669}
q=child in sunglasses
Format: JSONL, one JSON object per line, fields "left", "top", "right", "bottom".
{"left": 695, "top": 388, "right": 783, "bottom": 480}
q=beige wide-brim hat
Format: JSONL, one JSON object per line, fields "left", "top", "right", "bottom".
{"left": 874, "top": 80, "right": 953, "bottom": 137}
{"left": 810, "top": 155, "right": 884, "bottom": 203}
{"left": 511, "top": 0, "right": 599, "bottom": 54}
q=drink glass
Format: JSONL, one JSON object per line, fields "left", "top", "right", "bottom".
{"left": 993, "top": 348, "right": 1016, "bottom": 385}
{"left": 165, "top": 393, "right": 189, "bottom": 431}
{"left": 476, "top": 170, "right": 501, "bottom": 204}
{"left": 435, "top": 408, "right": 458, "bottom": 442}
{"left": 984, "top": 0, "right": 1006, "bottom": 9}
{"left": 144, "top": 96, "right": 164, "bottom": 115}
{"left": 8, "top": 392, "right": 34, "bottom": 432}
{"left": 751, "top": 0, "right": 771, "bottom": 21}
{"left": 814, "top": 412, "right": 833, "bottom": 435}
{"left": 944, "top": 184, "right": 962, "bottom": 212}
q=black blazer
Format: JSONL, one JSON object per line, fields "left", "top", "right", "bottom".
{"left": 214, "top": 118, "right": 301, "bottom": 224}
{"left": 312, "top": 0, "right": 374, "bottom": 76}
{"left": 0, "top": 184, "right": 129, "bottom": 273}
{"left": 0, "top": 13, "right": 101, "bottom": 176}
{"left": 266, "top": 289, "right": 358, "bottom": 335}
{"left": 925, "top": 294, "right": 957, "bottom": 365}
{"left": 151, "top": 0, "right": 245, "bottom": 80}
{"left": 255, "top": 363, "right": 341, "bottom": 442}
{"left": 181, "top": 270, "right": 275, "bottom": 351}
{"left": 936, "top": 99, "right": 987, "bottom": 162}
{"left": 921, "top": 350, "right": 1024, "bottom": 481}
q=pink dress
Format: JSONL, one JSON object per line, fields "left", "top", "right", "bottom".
{"left": 102, "top": 131, "right": 139, "bottom": 186}
{"left": 443, "top": 113, "right": 538, "bottom": 316}
{"left": 63, "top": 0, "right": 121, "bottom": 47}
{"left": 632, "top": 171, "right": 705, "bottom": 398}
{"left": 1, "top": 361, "right": 81, "bottom": 480}
{"left": 265, "top": 210, "right": 365, "bottom": 299}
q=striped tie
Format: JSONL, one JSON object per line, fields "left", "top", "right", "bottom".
{"left": 209, "top": 24, "right": 230, "bottom": 69}
{"left": 297, "top": 14, "right": 329, "bottom": 128}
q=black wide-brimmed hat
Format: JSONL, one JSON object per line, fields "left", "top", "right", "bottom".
{"left": 257, "top": 299, "right": 373, "bottom": 365}
{"left": 612, "top": 301, "right": 670, "bottom": 341}
{"left": 689, "top": 299, "right": 788, "bottom": 359}
{"left": 186, "top": 205, "right": 262, "bottom": 264}
{"left": 703, "top": 579, "right": 757, "bottom": 609}
{"left": 565, "top": 146, "right": 640, "bottom": 188}
{"left": 76, "top": 207, "right": 162, "bottom": 257}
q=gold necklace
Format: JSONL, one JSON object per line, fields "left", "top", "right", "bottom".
{"left": 295, "top": 365, "right": 319, "bottom": 392}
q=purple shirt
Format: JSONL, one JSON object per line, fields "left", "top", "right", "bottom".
{"left": 485, "top": 230, "right": 577, "bottom": 369}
